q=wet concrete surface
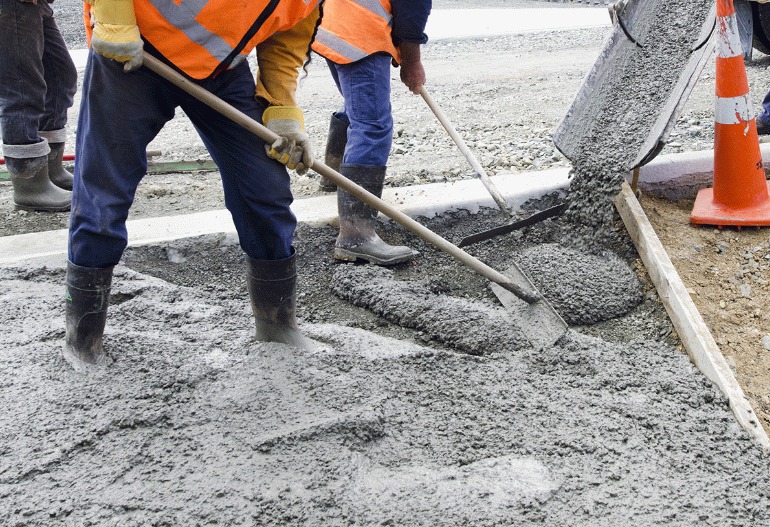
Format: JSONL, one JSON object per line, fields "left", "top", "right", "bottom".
{"left": 1, "top": 210, "right": 769, "bottom": 525}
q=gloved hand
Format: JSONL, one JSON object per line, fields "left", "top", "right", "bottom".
{"left": 262, "top": 106, "right": 313, "bottom": 175}
{"left": 87, "top": 0, "right": 143, "bottom": 72}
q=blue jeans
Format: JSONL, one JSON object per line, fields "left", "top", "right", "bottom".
{"left": 327, "top": 54, "right": 393, "bottom": 167}
{"left": 0, "top": 0, "right": 77, "bottom": 157}
{"left": 69, "top": 50, "right": 296, "bottom": 268}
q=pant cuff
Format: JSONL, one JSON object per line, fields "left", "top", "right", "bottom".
{"left": 39, "top": 128, "right": 67, "bottom": 144}
{"left": 2, "top": 139, "right": 50, "bottom": 159}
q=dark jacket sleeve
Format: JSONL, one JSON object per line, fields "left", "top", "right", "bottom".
{"left": 391, "top": 0, "right": 432, "bottom": 46}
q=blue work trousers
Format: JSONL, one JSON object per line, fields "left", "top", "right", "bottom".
{"left": 0, "top": 0, "right": 77, "bottom": 155}
{"left": 327, "top": 54, "right": 393, "bottom": 167}
{"left": 69, "top": 50, "right": 296, "bottom": 268}
{"left": 758, "top": 89, "right": 770, "bottom": 128}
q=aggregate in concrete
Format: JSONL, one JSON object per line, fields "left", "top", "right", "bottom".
{"left": 331, "top": 264, "right": 530, "bottom": 355}
{"left": 517, "top": 242, "right": 643, "bottom": 325}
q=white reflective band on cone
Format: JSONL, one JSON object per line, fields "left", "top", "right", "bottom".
{"left": 717, "top": 13, "right": 743, "bottom": 58}
{"left": 715, "top": 94, "right": 754, "bottom": 125}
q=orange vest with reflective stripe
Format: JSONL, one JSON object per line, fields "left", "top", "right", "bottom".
{"left": 132, "top": 0, "right": 318, "bottom": 79}
{"left": 312, "top": 0, "right": 400, "bottom": 65}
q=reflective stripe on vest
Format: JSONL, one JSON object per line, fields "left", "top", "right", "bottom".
{"left": 136, "top": 0, "right": 316, "bottom": 79}
{"left": 312, "top": 0, "right": 400, "bottom": 65}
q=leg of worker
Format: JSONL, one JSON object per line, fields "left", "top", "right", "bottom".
{"left": 330, "top": 54, "right": 415, "bottom": 265}
{"left": 38, "top": 2, "right": 78, "bottom": 190}
{"left": 0, "top": 0, "right": 70, "bottom": 211}
{"left": 318, "top": 61, "right": 349, "bottom": 191}
{"left": 757, "top": 88, "right": 770, "bottom": 135}
{"left": 318, "top": 108, "right": 349, "bottom": 191}
{"left": 181, "top": 63, "right": 314, "bottom": 350}
{"left": 65, "top": 50, "right": 176, "bottom": 369}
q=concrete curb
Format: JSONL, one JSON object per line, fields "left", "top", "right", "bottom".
{"left": 0, "top": 168, "right": 570, "bottom": 267}
{"left": 635, "top": 143, "right": 770, "bottom": 200}
{"left": 1, "top": 140, "right": 761, "bottom": 267}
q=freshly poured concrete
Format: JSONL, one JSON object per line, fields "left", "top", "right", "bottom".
{"left": 2, "top": 220, "right": 769, "bottom": 524}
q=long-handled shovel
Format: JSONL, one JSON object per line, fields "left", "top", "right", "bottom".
{"left": 141, "top": 53, "right": 568, "bottom": 349}
{"left": 419, "top": 86, "right": 567, "bottom": 248}
{"left": 419, "top": 86, "right": 513, "bottom": 216}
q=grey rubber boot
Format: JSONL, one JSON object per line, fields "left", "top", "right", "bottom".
{"left": 246, "top": 251, "right": 315, "bottom": 351}
{"left": 63, "top": 262, "right": 114, "bottom": 370}
{"left": 318, "top": 112, "right": 349, "bottom": 192}
{"left": 47, "top": 143, "right": 74, "bottom": 190}
{"left": 334, "top": 164, "right": 416, "bottom": 265}
{"left": 6, "top": 155, "right": 71, "bottom": 212}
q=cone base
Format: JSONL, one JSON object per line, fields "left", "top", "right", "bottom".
{"left": 690, "top": 182, "right": 770, "bottom": 227}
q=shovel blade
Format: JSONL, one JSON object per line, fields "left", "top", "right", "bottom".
{"left": 491, "top": 262, "right": 569, "bottom": 351}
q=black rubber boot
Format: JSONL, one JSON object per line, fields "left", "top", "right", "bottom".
{"left": 63, "top": 262, "right": 113, "bottom": 370}
{"left": 246, "top": 251, "right": 315, "bottom": 351}
{"left": 319, "top": 112, "right": 349, "bottom": 192}
{"left": 6, "top": 155, "right": 71, "bottom": 212}
{"left": 334, "top": 164, "right": 416, "bottom": 266}
{"left": 47, "top": 142, "right": 74, "bottom": 190}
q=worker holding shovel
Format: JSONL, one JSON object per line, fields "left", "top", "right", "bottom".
{"left": 64, "top": 0, "right": 322, "bottom": 370}
{"left": 0, "top": 0, "right": 76, "bottom": 212}
{"left": 312, "top": 0, "right": 432, "bottom": 265}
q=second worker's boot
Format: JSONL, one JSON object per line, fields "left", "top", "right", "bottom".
{"left": 246, "top": 251, "right": 315, "bottom": 351}
{"left": 63, "top": 262, "right": 114, "bottom": 370}
{"left": 47, "top": 142, "right": 74, "bottom": 190}
{"left": 6, "top": 154, "right": 71, "bottom": 212}
{"left": 318, "top": 112, "right": 349, "bottom": 192}
{"left": 334, "top": 164, "right": 416, "bottom": 265}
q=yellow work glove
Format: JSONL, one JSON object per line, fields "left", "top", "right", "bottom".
{"left": 263, "top": 106, "right": 314, "bottom": 176}
{"left": 87, "top": 0, "right": 143, "bottom": 72}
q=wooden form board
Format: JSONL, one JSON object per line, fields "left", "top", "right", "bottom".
{"left": 614, "top": 182, "right": 770, "bottom": 453}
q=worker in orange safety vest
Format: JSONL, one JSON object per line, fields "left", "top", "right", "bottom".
{"left": 64, "top": 0, "right": 322, "bottom": 370}
{"left": 312, "top": 0, "right": 431, "bottom": 266}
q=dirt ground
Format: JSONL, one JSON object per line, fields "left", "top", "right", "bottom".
{"left": 3, "top": 2, "right": 770, "bottom": 525}
{"left": 642, "top": 194, "right": 770, "bottom": 435}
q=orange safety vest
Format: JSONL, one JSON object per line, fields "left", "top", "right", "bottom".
{"left": 312, "top": 0, "right": 400, "bottom": 65}
{"left": 85, "top": 0, "right": 318, "bottom": 79}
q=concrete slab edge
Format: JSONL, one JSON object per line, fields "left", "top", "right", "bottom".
{"left": 615, "top": 182, "right": 770, "bottom": 453}
{"left": 0, "top": 168, "right": 571, "bottom": 267}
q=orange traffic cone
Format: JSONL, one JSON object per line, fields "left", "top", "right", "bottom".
{"left": 690, "top": 0, "right": 770, "bottom": 227}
